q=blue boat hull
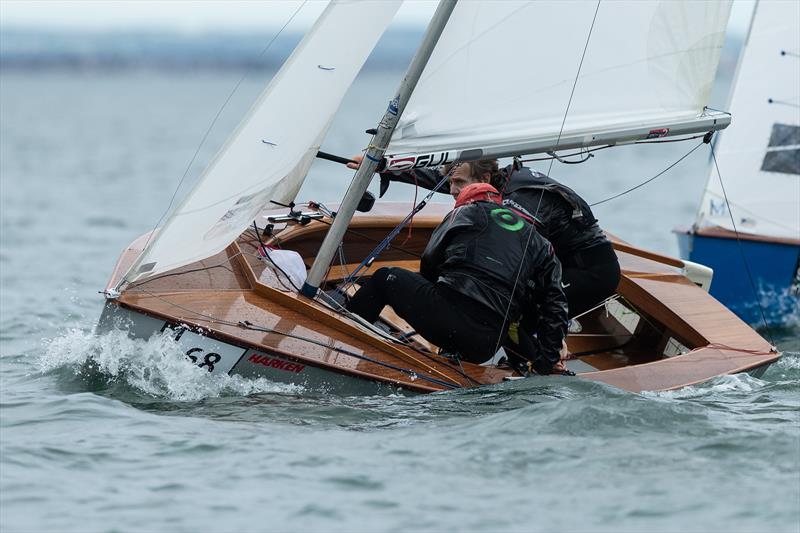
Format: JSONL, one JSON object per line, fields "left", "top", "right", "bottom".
{"left": 676, "top": 231, "right": 799, "bottom": 327}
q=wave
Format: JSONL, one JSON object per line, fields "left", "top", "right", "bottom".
{"left": 40, "top": 328, "right": 302, "bottom": 402}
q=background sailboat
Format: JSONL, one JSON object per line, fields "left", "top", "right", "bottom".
{"left": 676, "top": 0, "right": 800, "bottom": 327}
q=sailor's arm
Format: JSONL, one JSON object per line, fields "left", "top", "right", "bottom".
{"left": 529, "top": 241, "right": 569, "bottom": 370}
{"left": 347, "top": 155, "right": 447, "bottom": 196}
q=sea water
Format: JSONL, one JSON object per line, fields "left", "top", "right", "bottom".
{"left": 1, "top": 71, "right": 798, "bottom": 533}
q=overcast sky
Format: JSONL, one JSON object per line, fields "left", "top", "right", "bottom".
{"left": 1, "top": 0, "right": 755, "bottom": 34}
{"left": 0, "top": 1, "right": 434, "bottom": 31}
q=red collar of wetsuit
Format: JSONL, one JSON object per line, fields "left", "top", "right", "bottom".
{"left": 454, "top": 183, "right": 502, "bottom": 208}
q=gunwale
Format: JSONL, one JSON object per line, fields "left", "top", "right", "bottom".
{"left": 676, "top": 225, "right": 800, "bottom": 247}
{"left": 105, "top": 202, "right": 781, "bottom": 393}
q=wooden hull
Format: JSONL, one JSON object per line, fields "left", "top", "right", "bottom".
{"left": 100, "top": 203, "right": 781, "bottom": 394}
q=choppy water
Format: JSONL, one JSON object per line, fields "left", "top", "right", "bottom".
{"left": 2, "top": 71, "right": 799, "bottom": 532}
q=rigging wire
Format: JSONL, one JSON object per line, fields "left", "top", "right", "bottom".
{"left": 219, "top": 230, "right": 484, "bottom": 386}
{"left": 242, "top": 219, "right": 423, "bottom": 259}
{"left": 237, "top": 321, "right": 461, "bottom": 389}
{"left": 709, "top": 144, "right": 777, "bottom": 347}
{"left": 124, "top": 250, "right": 245, "bottom": 289}
{"left": 589, "top": 141, "right": 705, "bottom": 207}
{"left": 518, "top": 133, "right": 707, "bottom": 163}
{"left": 251, "top": 221, "right": 303, "bottom": 292}
{"left": 236, "top": 222, "right": 482, "bottom": 385}
{"left": 542, "top": 0, "right": 602, "bottom": 184}
{"left": 132, "top": 285, "right": 463, "bottom": 390}
{"left": 132, "top": 1, "right": 309, "bottom": 276}
{"left": 331, "top": 170, "right": 452, "bottom": 295}
{"left": 127, "top": 228, "right": 462, "bottom": 385}
{"left": 313, "top": 280, "right": 484, "bottom": 387}
{"left": 493, "top": 0, "right": 602, "bottom": 355}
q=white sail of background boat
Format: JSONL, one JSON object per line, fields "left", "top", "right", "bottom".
{"left": 696, "top": 0, "right": 799, "bottom": 240}
{"left": 677, "top": 0, "right": 799, "bottom": 326}
{"left": 120, "top": 0, "right": 402, "bottom": 285}
{"left": 100, "top": 0, "right": 782, "bottom": 394}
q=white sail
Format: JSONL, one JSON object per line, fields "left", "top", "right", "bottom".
{"left": 123, "top": 0, "right": 401, "bottom": 284}
{"left": 385, "top": 0, "right": 732, "bottom": 163}
{"left": 696, "top": 0, "right": 800, "bottom": 240}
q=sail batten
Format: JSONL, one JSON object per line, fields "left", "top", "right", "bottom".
{"left": 122, "top": 0, "right": 402, "bottom": 285}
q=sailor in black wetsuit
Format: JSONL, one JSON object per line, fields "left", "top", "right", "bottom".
{"left": 349, "top": 157, "right": 621, "bottom": 319}
{"left": 346, "top": 183, "right": 567, "bottom": 370}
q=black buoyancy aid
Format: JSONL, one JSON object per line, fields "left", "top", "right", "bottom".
{"left": 421, "top": 200, "right": 548, "bottom": 319}
{"left": 499, "top": 166, "right": 598, "bottom": 230}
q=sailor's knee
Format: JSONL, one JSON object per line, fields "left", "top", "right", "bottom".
{"left": 372, "top": 267, "right": 401, "bottom": 284}
{"left": 370, "top": 267, "right": 401, "bottom": 289}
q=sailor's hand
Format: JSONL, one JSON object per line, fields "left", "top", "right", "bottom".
{"left": 346, "top": 155, "right": 364, "bottom": 170}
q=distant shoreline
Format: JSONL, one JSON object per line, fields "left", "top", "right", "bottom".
{"left": 0, "top": 27, "right": 423, "bottom": 71}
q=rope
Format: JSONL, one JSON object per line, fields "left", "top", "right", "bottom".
{"left": 698, "top": 343, "right": 778, "bottom": 356}
{"left": 570, "top": 294, "right": 620, "bottom": 321}
{"left": 590, "top": 141, "right": 704, "bottom": 207}
{"left": 543, "top": 0, "right": 601, "bottom": 182}
{"left": 251, "top": 222, "right": 302, "bottom": 292}
{"left": 709, "top": 144, "right": 776, "bottom": 346}
{"left": 492, "top": 0, "right": 602, "bottom": 356}
{"left": 129, "top": 286, "right": 462, "bottom": 390}
{"left": 235, "top": 231, "right": 483, "bottom": 385}
{"left": 238, "top": 321, "right": 461, "bottom": 389}
{"left": 125, "top": 250, "right": 245, "bottom": 289}
{"left": 333, "top": 171, "right": 451, "bottom": 294}
{"left": 518, "top": 133, "right": 707, "bottom": 164}
{"left": 314, "top": 286, "right": 484, "bottom": 387}
{"left": 310, "top": 218, "right": 423, "bottom": 259}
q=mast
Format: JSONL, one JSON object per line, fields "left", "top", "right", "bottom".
{"left": 301, "top": 0, "right": 458, "bottom": 297}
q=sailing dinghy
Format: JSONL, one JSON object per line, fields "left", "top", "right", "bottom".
{"left": 98, "top": 0, "right": 781, "bottom": 394}
{"left": 676, "top": 0, "right": 800, "bottom": 327}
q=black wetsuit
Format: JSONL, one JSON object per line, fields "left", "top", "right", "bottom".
{"left": 380, "top": 165, "right": 621, "bottom": 318}
{"left": 347, "top": 200, "right": 567, "bottom": 365}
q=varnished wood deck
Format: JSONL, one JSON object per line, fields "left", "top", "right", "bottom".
{"left": 106, "top": 203, "right": 780, "bottom": 393}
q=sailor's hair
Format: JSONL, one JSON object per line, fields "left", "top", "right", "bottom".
{"left": 443, "top": 159, "right": 500, "bottom": 184}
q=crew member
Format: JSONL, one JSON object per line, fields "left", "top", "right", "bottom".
{"left": 346, "top": 182, "right": 567, "bottom": 371}
{"left": 348, "top": 156, "right": 620, "bottom": 319}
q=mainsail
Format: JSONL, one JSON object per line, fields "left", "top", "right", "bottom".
{"left": 696, "top": 0, "right": 800, "bottom": 240}
{"left": 385, "top": 0, "right": 733, "bottom": 166}
{"left": 121, "top": 0, "right": 401, "bottom": 285}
